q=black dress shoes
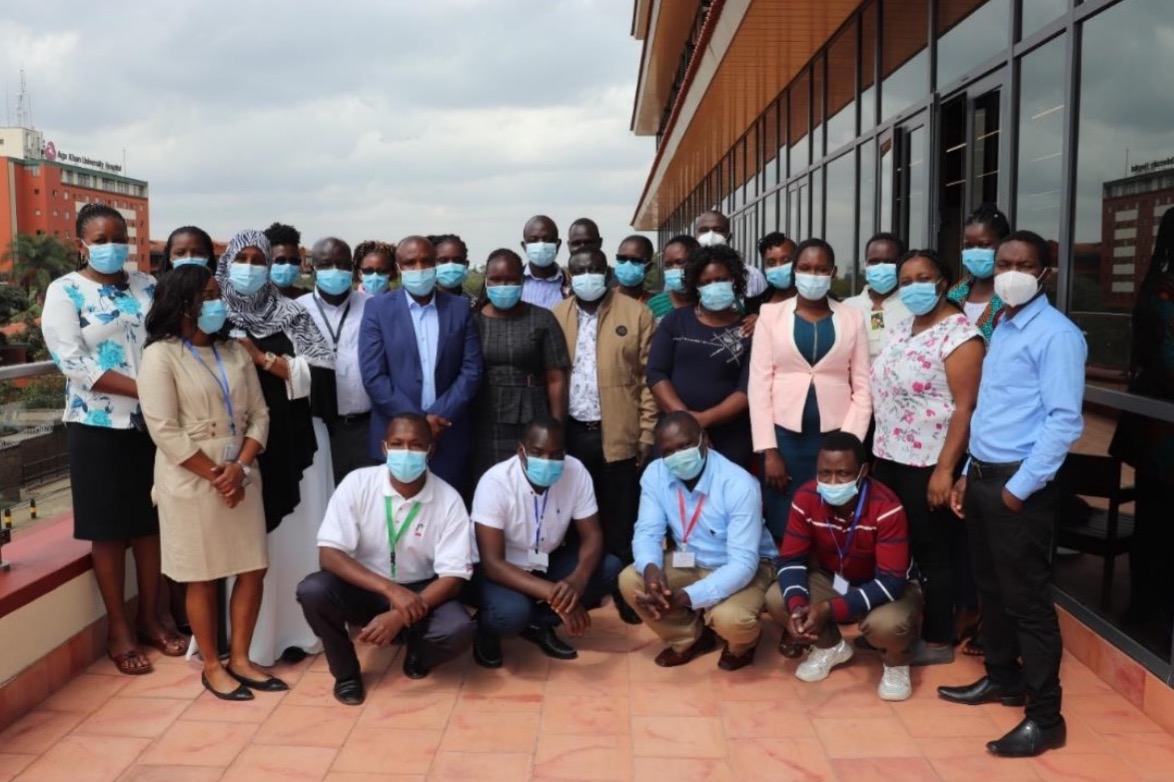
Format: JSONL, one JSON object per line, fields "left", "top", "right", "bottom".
{"left": 402, "top": 651, "right": 431, "bottom": 680}
{"left": 472, "top": 630, "right": 503, "bottom": 669}
{"left": 614, "top": 591, "right": 643, "bottom": 626}
{"left": 332, "top": 677, "right": 366, "bottom": 706}
{"left": 987, "top": 717, "right": 1067, "bottom": 757}
{"left": 937, "top": 676, "right": 1027, "bottom": 706}
{"left": 520, "top": 624, "right": 578, "bottom": 660}
{"left": 227, "top": 666, "right": 290, "bottom": 692}
{"left": 201, "top": 672, "right": 254, "bottom": 701}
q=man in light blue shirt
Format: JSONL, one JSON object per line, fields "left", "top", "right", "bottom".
{"left": 619, "top": 411, "right": 776, "bottom": 671}
{"left": 520, "top": 214, "right": 567, "bottom": 309}
{"left": 940, "top": 230, "right": 1086, "bottom": 759}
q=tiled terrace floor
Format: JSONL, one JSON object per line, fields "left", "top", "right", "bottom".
{"left": 2, "top": 610, "right": 1174, "bottom": 782}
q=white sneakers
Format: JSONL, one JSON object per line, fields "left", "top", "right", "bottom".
{"left": 878, "top": 664, "right": 913, "bottom": 701}
{"left": 794, "top": 639, "right": 913, "bottom": 701}
{"left": 795, "top": 639, "right": 854, "bottom": 682}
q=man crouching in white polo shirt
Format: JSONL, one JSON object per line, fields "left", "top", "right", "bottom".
{"left": 297, "top": 412, "right": 475, "bottom": 706}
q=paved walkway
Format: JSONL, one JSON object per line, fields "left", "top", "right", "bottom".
{"left": 1, "top": 611, "right": 1172, "bottom": 781}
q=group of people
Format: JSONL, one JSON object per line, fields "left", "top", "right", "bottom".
{"left": 41, "top": 200, "right": 1085, "bottom": 759}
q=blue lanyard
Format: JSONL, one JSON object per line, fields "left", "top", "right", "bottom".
{"left": 184, "top": 341, "right": 236, "bottom": 436}
{"left": 532, "top": 492, "right": 549, "bottom": 552}
{"left": 830, "top": 482, "right": 870, "bottom": 574}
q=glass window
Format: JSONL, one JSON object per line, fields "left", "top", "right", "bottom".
{"left": 859, "top": 141, "right": 877, "bottom": 274}
{"left": 744, "top": 123, "right": 759, "bottom": 203}
{"left": 790, "top": 70, "right": 811, "bottom": 173}
{"left": 765, "top": 191, "right": 779, "bottom": 237}
{"left": 861, "top": 2, "right": 877, "bottom": 132}
{"left": 812, "top": 169, "right": 824, "bottom": 240}
{"left": 881, "top": 0, "right": 928, "bottom": 121}
{"left": 1021, "top": 0, "right": 1068, "bottom": 39}
{"left": 788, "top": 180, "right": 808, "bottom": 239}
{"left": 1015, "top": 35, "right": 1066, "bottom": 248}
{"left": 826, "top": 20, "right": 857, "bottom": 152}
{"left": 732, "top": 144, "right": 743, "bottom": 211}
{"left": 762, "top": 101, "right": 779, "bottom": 191}
{"left": 813, "top": 55, "right": 826, "bottom": 161}
{"left": 936, "top": 0, "right": 1011, "bottom": 89}
{"left": 825, "top": 152, "right": 857, "bottom": 284}
{"left": 880, "top": 133, "right": 895, "bottom": 232}
{"left": 777, "top": 91, "right": 789, "bottom": 180}
{"left": 898, "top": 123, "right": 930, "bottom": 247}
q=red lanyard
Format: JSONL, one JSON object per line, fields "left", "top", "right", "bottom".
{"left": 677, "top": 490, "right": 706, "bottom": 546}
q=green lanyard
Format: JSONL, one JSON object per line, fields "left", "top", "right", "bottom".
{"left": 384, "top": 497, "right": 422, "bottom": 579}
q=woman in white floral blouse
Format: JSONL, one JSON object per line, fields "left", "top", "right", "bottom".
{"left": 870, "top": 249, "right": 984, "bottom": 666}
{"left": 41, "top": 203, "right": 187, "bottom": 675}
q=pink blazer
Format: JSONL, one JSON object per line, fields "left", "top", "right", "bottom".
{"left": 748, "top": 297, "right": 872, "bottom": 451}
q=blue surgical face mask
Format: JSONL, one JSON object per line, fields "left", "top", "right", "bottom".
{"left": 865, "top": 263, "right": 898, "bottom": 295}
{"left": 664, "top": 442, "right": 706, "bottom": 481}
{"left": 486, "top": 284, "right": 522, "bottom": 310}
{"left": 269, "top": 263, "right": 299, "bottom": 288}
{"left": 360, "top": 272, "right": 390, "bottom": 295}
{"left": 525, "top": 242, "right": 558, "bottom": 268}
{"left": 817, "top": 469, "right": 864, "bottom": 507}
{"left": 698, "top": 280, "right": 736, "bottom": 311}
{"left": 795, "top": 272, "right": 832, "bottom": 301}
{"left": 572, "top": 272, "right": 607, "bottom": 302}
{"left": 436, "top": 262, "right": 468, "bottom": 289}
{"left": 401, "top": 267, "right": 437, "bottom": 297}
{"left": 766, "top": 263, "right": 793, "bottom": 290}
{"left": 899, "top": 280, "right": 942, "bottom": 316}
{"left": 86, "top": 243, "right": 130, "bottom": 275}
{"left": 172, "top": 257, "right": 209, "bottom": 270}
{"left": 962, "top": 248, "right": 996, "bottom": 280}
{"left": 523, "top": 453, "right": 565, "bottom": 488}
{"left": 385, "top": 448, "right": 428, "bottom": 483}
{"left": 229, "top": 262, "right": 268, "bottom": 295}
{"left": 316, "top": 268, "right": 352, "bottom": 296}
{"left": 664, "top": 268, "right": 686, "bottom": 293}
{"left": 614, "top": 261, "right": 646, "bottom": 288}
{"left": 197, "top": 299, "right": 228, "bottom": 335}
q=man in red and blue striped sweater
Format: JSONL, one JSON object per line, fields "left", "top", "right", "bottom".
{"left": 764, "top": 432, "right": 921, "bottom": 701}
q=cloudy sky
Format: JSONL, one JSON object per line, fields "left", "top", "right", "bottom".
{"left": 0, "top": 0, "right": 655, "bottom": 263}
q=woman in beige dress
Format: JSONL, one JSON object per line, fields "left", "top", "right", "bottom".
{"left": 138, "top": 263, "right": 284, "bottom": 701}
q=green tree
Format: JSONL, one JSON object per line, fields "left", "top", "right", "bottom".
{"left": 0, "top": 284, "right": 31, "bottom": 323}
{"left": 2, "top": 234, "right": 74, "bottom": 304}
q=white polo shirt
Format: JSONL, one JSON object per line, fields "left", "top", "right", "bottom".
{"left": 317, "top": 466, "right": 473, "bottom": 584}
{"left": 471, "top": 454, "right": 597, "bottom": 572}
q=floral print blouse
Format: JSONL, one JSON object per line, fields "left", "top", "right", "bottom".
{"left": 41, "top": 270, "right": 156, "bottom": 429}
{"left": 870, "top": 313, "right": 980, "bottom": 467}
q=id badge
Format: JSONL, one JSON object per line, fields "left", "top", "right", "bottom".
{"left": 222, "top": 438, "right": 242, "bottom": 464}
{"left": 671, "top": 551, "right": 696, "bottom": 568}
{"left": 833, "top": 573, "right": 850, "bottom": 596}
{"left": 527, "top": 550, "right": 549, "bottom": 570}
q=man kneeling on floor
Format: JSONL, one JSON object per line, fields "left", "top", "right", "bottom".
{"left": 765, "top": 431, "right": 921, "bottom": 701}
{"left": 620, "top": 411, "right": 777, "bottom": 670}
{"left": 297, "top": 413, "right": 475, "bottom": 706}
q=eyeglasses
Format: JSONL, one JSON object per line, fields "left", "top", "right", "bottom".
{"left": 615, "top": 255, "right": 647, "bottom": 265}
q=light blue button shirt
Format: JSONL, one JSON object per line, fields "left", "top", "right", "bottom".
{"left": 407, "top": 294, "right": 440, "bottom": 409}
{"left": 632, "top": 449, "right": 776, "bottom": 609}
{"left": 521, "top": 267, "right": 566, "bottom": 310}
{"left": 968, "top": 295, "right": 1087, "bottom": 500}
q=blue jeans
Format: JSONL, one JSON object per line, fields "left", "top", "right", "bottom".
{"left": 467, "top": 546, "right": 622, "bottom": 638}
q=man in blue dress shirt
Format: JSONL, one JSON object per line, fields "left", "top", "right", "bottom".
{"left": 619, "top": 412, "right": 776, "bottom": 671}
{"left": 939, "top": 230, "right": 1086, "bottom": 758}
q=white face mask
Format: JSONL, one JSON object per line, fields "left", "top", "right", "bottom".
{"left": 994, "top": 269, "right": 1044, "bottom": 307}
{"left": 697, "top": 230, "right": 727, "bottom": 248}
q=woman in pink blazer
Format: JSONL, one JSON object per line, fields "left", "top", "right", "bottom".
{"left": 748, "top": 238, "right": 872, "bottom": 539}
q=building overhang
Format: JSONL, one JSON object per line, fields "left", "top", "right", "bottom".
{"left": 630, "top": 0, "right": 701, "bottom": 136}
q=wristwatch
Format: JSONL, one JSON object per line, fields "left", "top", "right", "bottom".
{"left": 262, "top": 352, "right": 278, "bottom": 371}
{"left": 235, "top": 461, "right": 253, "bottom": 486}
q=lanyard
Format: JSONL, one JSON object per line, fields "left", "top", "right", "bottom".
{"left": 677, "top": 490, "right": 707, "bottom": 549}
{"left": 830, "top": 483, "right": 870, "bottom": 575}
{"left": 384, "top": 496, "right": 422, "bottom": 579}
{"left": 312, "top": 294, "right": 352, "bottom": 351}
{"left": 532, "top": 492, "right": 550, "bottom": 552}
{"left": 184, "top": 341, "right": 236, "bottom": 436}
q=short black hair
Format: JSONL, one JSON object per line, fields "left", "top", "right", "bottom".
{"left": 757, "top": 231, "right": 791, "bottom": 257}
{"left": 820, "top": 431, "right": 867, "bottom": 468}
{"left": 865, "top": 232, "right": 907, "bottom": 257}
{"left": 264, "top": 222, "right": 301, "bottom": 248}
{"left": 620, "top": 234, "right": 654, "bottom": 259}
{"left": 75, "top": 202, "right": 126, "bottom": 240}
{"left": 965, "top": 203, "right": 1011, "bottom": 241}
{"left": 569, "top": 217, "right": 601, "bottom": 235}
{"left": 144, "top": 264, "right": 216, "bottom": 347}
{"left": 353, "top": 240, "right": 396, "bottom": 267}
{"left": 523, "top": 415, "right": 564, "bottom": 443}
{"left": 486, "top": 247, "right": 524, "bottom": 273}
{"left": 998, "top": 229, "right": 1051, "bottom": 267}
{"left": 664, "top": 234, "right": 700, "bottom": 254}
{"left": 432, "top": 234, "right": 469, "bottom": 259}
{"left": 655, "top": 410, "right": 702, "bottom": 439}
{"left": 684, "top": 244, "right": 748, "bottom": 300}
{"left": 386, "top": 411, "right": 432, "bottom": 443}
{"left": 794, "top": 237, "right": 836, "bottom": 268}
{"left": 896, "top": 248, "right": 955, "bottom": 288}
{"left": 163, "top": 226, "right": 215, "bottom": 268}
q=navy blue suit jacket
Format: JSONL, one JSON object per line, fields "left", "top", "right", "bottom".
{"left": 358, "top": 288, "right": 482, "bottom": 489}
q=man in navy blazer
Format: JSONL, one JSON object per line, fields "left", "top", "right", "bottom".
{"left": 359, "top": 236, "right": 482, "bottom": 491}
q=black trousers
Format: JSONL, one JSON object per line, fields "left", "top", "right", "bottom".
{"left": 296, "top": 571, "right": 475, "bottom": 681}
{"left": 873, "top": 459, "right": 958, "bottom": 645}
{"left": 966, "top": 470, "right": 1062, "bottom": 725}
{"left": 329, "top": 413, "right": 379, "bottom": 487}
{"left": 566, "top": 420, "right": 641, "bottom": 565}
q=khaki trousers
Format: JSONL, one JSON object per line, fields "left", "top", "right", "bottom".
{"left": 619, "top": 560, "right": 774, "bottom": 655}
{"left": 765, "top": 571, "right": 924, "bottom": 666}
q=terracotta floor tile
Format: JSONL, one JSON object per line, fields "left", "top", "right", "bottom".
{"left": 15, "top": 735, "right": 149, "bottom": 782}
{"left": 632, "top": 757, "right": 736, "bottom": 782}
{"left": 706, "top": 666, "right": 797, "bottom": 701}
{"left": 812, "top": 716, "right": 919, "bottom": 758}
{"left": 0, "top": 753, "right": 36, "bottom": 781}
{"left": 252, "top": 703, "right": 358, "bottom": 748}
{"left": 540, "top": 650, "right": 629, "bottom": 697}
{"left": 283, "top": 672, "right": 348, "bottom": 707}
{"left": 356, "top": 690, "right": 457, "bottom": 730}
{"left": 452, "top": 692, "right": 545, "bottom": 714}
{"left": 179, "top": 689, "right": 284, "bottom": 724}
{"left": 894, "top": 699, "right": 1002, "bottom": 739}
{"left": 138, "top": 720, "right": 257, "bottom": 767}
{"left": 116, "top": 665, "right": 203, "bottom": 701}
{"left": 331, "top": 728, "right": 442, "bottom": 775}
{"left": 830, "top": 756, "right": 941, "bottom": 782}
{"left": 1032, "top": 752, "right": 1146, "bottom": 782}
{"left": 805, "top": 689, "right": 898, "bottom": 720}
{"left": 718, "top": 701, "right": 817, "bottom": 739}
{"left": 322, "top": 775, "right": 424, "bottom": 782}
{"left": 629, "top": 681, "right": 716, "bottom": 717}
{"left": 115, "top": 766, "right": 225, "bottom": 782}
{"left": 439, "top": 709, "right": 540, "bottom": 753}
{"left": 930, "top": 754, "right": 1043, "bottom": 782}
{"left": 726, "top": 737, "right": 836, "bottom": 781}
{"left": 1103, "top": 731, "right": 1174, "bottom": 780}
{"left": 220, "top": 744, "right": 337, "bottom": 782}
{"left": 1059, "top": 660, "right": 1113, "bottom": 696}
{"left": 1066, "top": 693, "right": 1166, "bottom": 735}
{"left": 630, "top": 715, "right": 725, "bottom": 758}
{"left": 532, "top": 733, "right": 633, "bottom": 781}
{"left": 984, "top": 709, "right": 1111, "bottom": 753}
{"left": 427, "top": 751, "right": 532, "bottom": 780}
{"left": 913, "top": 737, "right": 992, "bottom": 759}
{"left": 459, "top": 666, "right": 546, "bottom": 703}
{"left": 74, "top": 697, "right": 190, "bottom": 738}
{"left": 0, "top": 710, "right": 85, "bottom": 755}
{"left": 39, "top": 674, "right": 129, "bottom": 714}
{"left": 540, "top": 695, "right": 629, "bottom": 735}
